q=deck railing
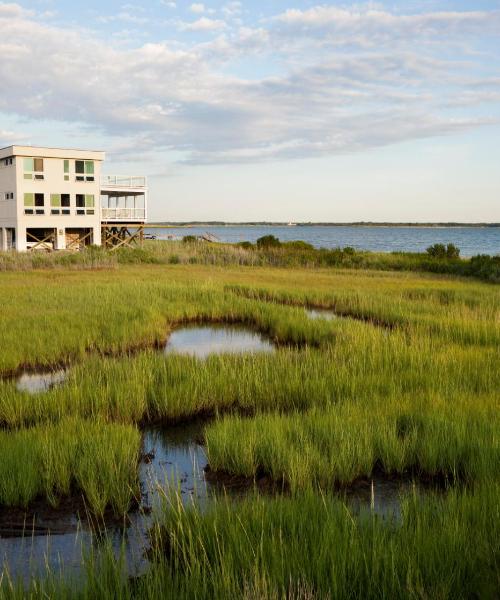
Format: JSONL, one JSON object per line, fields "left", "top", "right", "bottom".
{"left": 101, "top": 175, "right": 147, "bottom": 188}
{"left": 101, "top": 208, "right": 146, "bottom": 221}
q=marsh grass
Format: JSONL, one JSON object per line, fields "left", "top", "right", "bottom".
{"left": 0, "top": 419, "right": 140, "bottom": 516}
{"left": 205, "top": 404, "right": 499, "bottom": 489}
{"left": 0, "top": 261, "right": 498, "bottom": 597}
{"left": 0, "top": 240, "right": 498, "bottom": 281}
{"left": 0, "top": 325, "right": 497, "bottom": 429}
{"left": 2, "top": 485, "right": 498, "bottom": 599}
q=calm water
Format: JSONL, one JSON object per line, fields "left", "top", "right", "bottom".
{"left": 145, "top": 225, "right": 500, "bottom": 256}
{"left": 165, "top": 324, "right": 275, "bottom": 358}
{"left": 16, "top": 370, "right": 67, "bottom": 394}
{"left": 0, "top": 421, "right": 426, "bottom": 583}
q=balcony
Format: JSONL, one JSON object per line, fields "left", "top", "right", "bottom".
{"left": 100, "top": 174, "right": 147, "bottom": 223}
{"left": 101, "top": 175, "right": 146, "bottom": 188}
{"left": 101, "top": 208, "right": 146, "bottom": 221}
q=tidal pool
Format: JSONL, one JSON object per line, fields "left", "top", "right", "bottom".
{"left": 16, "top": 370, "right": 67, "bottom": 394}
{"left": 0, "top": 421, "right": 433, "bottom": 584}
{"left": 306, "top": 308, "right": 337, "bottom": 321}
{"left": 165, "top": 324, "right": 275, "bottom": 358}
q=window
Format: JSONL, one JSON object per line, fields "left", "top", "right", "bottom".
{"left": 76, "top": 194, "right": 94, "bottom": 214}
{"left": 24, "top": 157, "right": 44, "bottom": 180}
{"left": 3, "top": 192, "right": 14, "bottom": 200}
{"left": 24, "top": 193, "right": 44, "bottom": 214}
{"left": 64, "top": 160, "right": 70, "bottom": 181}
{"left": 75, "top": 160, "right": 94, "bottom": 181}
{"left": 50, "top": 193, "right": 71, "bottom": 215}
{"left": 3, "top": 158, "right": 13, "bottom": 166}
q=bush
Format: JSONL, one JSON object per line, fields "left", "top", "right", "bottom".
{"left": 237, "top": 241, "right": 254, "bottom": 250}
{"left": 182, "top": 235, "right": 198, "bottom": 244}
{"left": 343, "top": 246, "right": 356, "bottom": 255}
{"left": 283, "top": 240, "right": 315, "bottom": 251}
{"left": 256, "top": 235, "right": 281, "bottom": 248}
{"left": 468, "top": 254, "right": 500, "bottom": 282}
{"left": 426, "top": 243, "right": 460, "bottom": 259}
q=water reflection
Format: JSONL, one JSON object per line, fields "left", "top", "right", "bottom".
{"left": 306, "top": 308, "right": 337, "bottom": 321}
{"left": 165, "top": 324, "right": 275, "bottom": 358}
{"left": 16, "top": 370, "right": 67, "bottom": 394}
{"left": 0, "top": 421, "right": 432, "bottom": 584}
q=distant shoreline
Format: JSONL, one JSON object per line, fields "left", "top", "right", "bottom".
{"left": 148, "top": 222, "right": 499, "bottom": 228}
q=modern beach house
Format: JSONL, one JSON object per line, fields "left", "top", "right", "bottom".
{"left": 0, "top": 145, "right": 147, "bottom": 251}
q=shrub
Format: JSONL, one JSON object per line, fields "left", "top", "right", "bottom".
{"left": 427, "top": 244, "right": 447, "bottom": 258}
{"left": 237, "top": 241, "right": 254, "bottom": 250}
{"left": 182, "top": 235, "right": 198, "bottom": 244}
{"left": 256, "top": 235, "right": 281, "bottom": 248}
{"left": 468, "top": 254, "right": 500, "bottom": 282}
{"left": 283, "top": 240, "right": 315, "bottom": 251}
{"left": 426, "top": 243, "right": 460, "bottom": 259}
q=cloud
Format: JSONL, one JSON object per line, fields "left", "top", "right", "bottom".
{"left": 222, "top": 1, "right": 242, "bottom": 18}
{"left": 189, "top": 3, "right": 205, "bottom": 14}
{"left": 0, "top": 128, "right": 29, "bottom": 146}
{"left": 0, "top": 3, "right": 34, "bottom": 18}
{"left": 179, "top": 17, "right": 226, "bottom": 32}
{"left": 97, "top": 11, "right": 150, "bottom": 25}
{"left": 0, "top": 3, "right": 498, "bottom": 165}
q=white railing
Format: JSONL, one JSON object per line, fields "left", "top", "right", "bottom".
{"left": 101, "top": 175, "right": 147, "bottom": 188}
{"left": 101, "top": 208, "right": 146, "bottom": 221}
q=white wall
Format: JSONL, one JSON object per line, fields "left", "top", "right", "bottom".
{"left": 1, "top": 150, "right": 104, "bottom": 251}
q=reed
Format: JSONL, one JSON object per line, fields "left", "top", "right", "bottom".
{"left": 0, "top": 419, "right": 140, "bottom": 516}
{"left": 2, "top": 485, "right": 498, "bottom": 599}
{"left": 205, "top": 402, "right": 499, "bottom": 489}
{"left": 0, "top": 261, "right": 497, "bottom": 373}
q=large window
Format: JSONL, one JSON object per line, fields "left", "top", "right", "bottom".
{"left": 24, "top": 193, "right": 44, "bottom": 215}
{"left": 23, "top": 158, "right": 44, "bottom": 180}
{"left": 75, "top": 160, "right": 94, "bottom": 182}
{"left": 76, "top": 194, "right": 95, "bottom": 215}
{"left": 50, "top": 193, "right": 71, "bottom": 215}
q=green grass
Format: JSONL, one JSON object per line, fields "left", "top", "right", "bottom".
{"left": 0, "top": 257, "right": 498, "bottom": 596}
{"left": 2, "top": 486, "right": 498, "bottom": 599}
{"left": 1, "top": 326, "right": 497, "bottom": 428}
{"left": 0, "top": 240, "right": 498, "bottom": 281}
{"left": 205, "top": 403, "right": 499, "bottom": 489}
{"left": 0, "top": 419, "right": 140, "bottom": 516}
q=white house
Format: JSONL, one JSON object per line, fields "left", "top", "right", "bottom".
{"left": 0, "top": 145, "right": 147, "bottom": 251}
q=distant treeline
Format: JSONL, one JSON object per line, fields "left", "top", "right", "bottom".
{"left": 151, "top": 221, "right": 500, "bottom": 228}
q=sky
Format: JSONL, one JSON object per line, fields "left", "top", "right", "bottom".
{"left": 0, "top": 1, "right": 499, "bottom": 222}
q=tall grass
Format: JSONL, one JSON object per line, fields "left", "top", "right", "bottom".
{"left": 0, "top": 260, "right": 498, "bottom": 596}
{"left": 2, "top": 485, "right": 498, "bottom": 599}
{"left": 0, "top": 240, "right": 498, "bottom": 281}
{"left": 0, "top": 419, "right": 140, "bottom": 516}
{"left": 0, "top": 326, "right": 497, "bottom": 428}
{"left": 0, "top": 263, "right": 497, "bottom": 373}
{"left": 205, "top": 403, "right": 499, "bottom": 489}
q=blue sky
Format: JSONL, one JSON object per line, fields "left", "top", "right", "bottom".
{"left": 1, "top": 1, "right": 499, "bottom": 221}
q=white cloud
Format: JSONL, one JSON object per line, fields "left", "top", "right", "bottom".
{"left": 271, "top": 6, "right": 500, "bottom": 43}
{"left": 97, "top": 11, "right": 149, "bottom": 25}
{"left": 0, "top": 3, "right": 34, "bottom": 18}
{"left": 0, "top": 129, "right": 28, "bottom": 145}
{"left": 0, "top": 3, "right": 498, "bottom": 165}
{"left": 162, "top": 1, "right": 176, "bottom": 8}
{"left": 179, "top": 17, "right": 226, "bottom": 32}
{"left": 222, "top": 1, "right": 242, "bottom": 18}
{"left": 189, "top": 3, "right": 205, "bottom": 14}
